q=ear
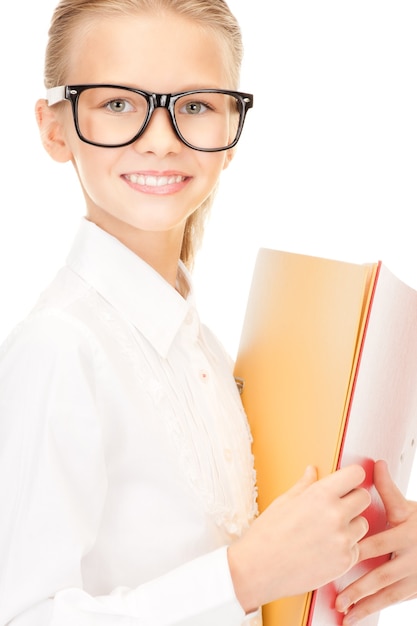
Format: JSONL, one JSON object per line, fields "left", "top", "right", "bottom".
{"left": 222, "top": 147, "right": 236, "bottom": 170}
{"left": 35, "top": 99, "right": 73, "bottom": 163}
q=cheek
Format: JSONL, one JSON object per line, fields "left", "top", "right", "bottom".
{"left": 199, "top": 152, "right": 230, "bottom": 178}
{"left": 71, "top": 141, "right": 118, "bottom": 179}
{"left": 71, "top": 148, "right": 117, "bottom": 203}
{"left": 59, "top": 106, "right": 78, "bottom": 144}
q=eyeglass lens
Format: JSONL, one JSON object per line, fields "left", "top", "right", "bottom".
{"left": 75, "top": 87, "right": 241, "bottom": 149}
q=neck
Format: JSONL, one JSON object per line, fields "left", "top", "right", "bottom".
{"left": 85, "top": 212, "right": 185, "bottom": 290}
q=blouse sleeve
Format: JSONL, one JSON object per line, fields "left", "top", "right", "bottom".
{"left": 0, "top": 311, "right": 257, "bottom": 626}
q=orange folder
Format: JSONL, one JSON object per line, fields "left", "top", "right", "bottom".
{"left": 234, "top": 249, "right": 417, "bottom": 626}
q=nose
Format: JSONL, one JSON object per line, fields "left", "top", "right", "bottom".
{"left": 132, "top": 107, "right": 183, "bottom": 156}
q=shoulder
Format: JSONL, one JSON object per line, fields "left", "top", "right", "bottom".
{"left": 1, "top": 306, "right": 98, "bottom": 366}
{"left": 0, "top": 309, "right": 102, "bottom": 413}
{"left": 0, "top": 301, "right": 110, "bottom": 451}
{"left": 1, "top": 266, "right": 104, "bottom": 364}
{"left": 0, "top": 281, "right": 108, "bottom": 408}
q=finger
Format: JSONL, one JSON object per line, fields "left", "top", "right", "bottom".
{"left": 285, "top": 465, "right": 318, "bottom": 497}
{"left": 341, "top": 486, "right": 372, "bottom": 521}
{"left": 336, "top": 550, "right": 417, "bottom": 613}
{"left": 339, "top": 577, "right": 417, "bottom": 624}
{"left": 350, "top": 542, "right": 360, "bottom": 568}
{"left": 373, "top": 460, "right": 409, "bottom": 525}
{"left": 349, "top": 515, "right": 370, "bottom": 545}
{"left": 321, "top": 465, "right": 366, "bottom": 498}
{"left": 358, "top": 523, "right": 410, "bottom": 562}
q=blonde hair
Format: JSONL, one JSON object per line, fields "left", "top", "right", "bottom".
{"left": 44, "top": 0, "right": 243, "bottom": 269}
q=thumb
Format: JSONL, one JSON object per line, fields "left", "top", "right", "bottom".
{"left": 287, "top": 465, "right": 318, "bottom": 497}
{"left": 374, "top": 460, "right": 409, "bottom": 526}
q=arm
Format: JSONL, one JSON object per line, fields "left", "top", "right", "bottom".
{"left": 0, "top": 311, "right": 372, "bottom": 625}
{"left": 0, "top": 312, "right": 247, "bottom": 626}
{"left": 335, "top": 459, "right": 417, "bottom": 624}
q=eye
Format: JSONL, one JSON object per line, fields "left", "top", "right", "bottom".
{"left": 105, "top": 99, "right": 135, "bottom": 113}
{"left": 182, "top": 101, "right": 209, "bottom": 115}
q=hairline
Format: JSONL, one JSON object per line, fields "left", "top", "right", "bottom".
{"left": 46, "top": 9, "right": 240, "bottom": 90}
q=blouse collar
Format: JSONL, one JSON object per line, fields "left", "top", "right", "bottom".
{"left": 66, "top": 219, "right": 194, "bottom": 358}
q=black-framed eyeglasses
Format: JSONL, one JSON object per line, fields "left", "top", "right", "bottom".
{"left": 47, "top": 84, "right": 254, "bottom": 152}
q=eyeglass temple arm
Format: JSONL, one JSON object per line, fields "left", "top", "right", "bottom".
{"left": 46, "top": 86, "right": 67, "bottom": 106}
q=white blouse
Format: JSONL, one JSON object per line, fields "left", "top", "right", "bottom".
{"left": 0, "top": 220, "right": 260, "bottom": 626}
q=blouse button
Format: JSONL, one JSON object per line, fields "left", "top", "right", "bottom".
{"left": 224, "top": 448, "right": 233, "bottom": 462}
{"left": 199, "top": 369, "right": 209, "bottom": 382}
{"left": 185, "top": 311, "right": 194, "bottom": 325}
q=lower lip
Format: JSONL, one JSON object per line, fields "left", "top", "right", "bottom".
{"left": 122, "top": 175, "right": 191, "bottom": 195}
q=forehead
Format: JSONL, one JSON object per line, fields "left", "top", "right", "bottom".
{"left": 66, "top": 12, "right": 233, "bottom": 91}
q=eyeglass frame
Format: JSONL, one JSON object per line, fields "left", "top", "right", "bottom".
{"left": 46, "top": 84, "right": 254, "bottom": 152}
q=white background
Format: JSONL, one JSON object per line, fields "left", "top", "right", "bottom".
{"left": 1, "top": 1, "right": 416, "bottom": 622}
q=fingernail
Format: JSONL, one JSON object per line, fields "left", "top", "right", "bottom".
{"left": 304, "top": 465, "right": 317, "bottom": 478}
{"left": 336, "top": 595, "right": 350, "bottom": 613}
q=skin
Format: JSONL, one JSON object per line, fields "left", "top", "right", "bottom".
{"left": 336, "top": 460, "right": 417, "bottom": 625}
{"left": 228, "top": 464, "right": 370, "bottom": 612}
{"left": 34, "top": 9, "right": 416, "bottom": 621}
{"left": 35, "top": 12, "right": 234, "bottom": 288}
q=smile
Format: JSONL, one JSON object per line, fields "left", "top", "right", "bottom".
{"left": 125, "top": 174, "right": 186, "bottom": 187}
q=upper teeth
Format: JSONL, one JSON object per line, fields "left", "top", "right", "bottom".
{"left": 127, "top": 174, "right": 185, "bottom": 186}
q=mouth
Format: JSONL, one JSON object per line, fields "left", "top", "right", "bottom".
{"left": 124, "top": 173, "right": 187, "bottom": 187}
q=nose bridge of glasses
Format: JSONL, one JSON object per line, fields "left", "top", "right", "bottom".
{"left": 139, "top": 93, "right": 182, "bottom": 147}
{"left": 152, "top": 93, "right": 170, "bottom": 109}
{"left": 149, "top": 93, "right": 176, "bottom": 127}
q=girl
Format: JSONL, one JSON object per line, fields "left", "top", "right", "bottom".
{"left": 0, "top": 1, "right": 415, "bottom": 625}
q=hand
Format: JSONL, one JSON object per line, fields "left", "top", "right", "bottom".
{"left": 335, "top": 460, "right": 417, "bottom": 625}
{"left": 228, "top": 464, "right": 371, "bottom": 613}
